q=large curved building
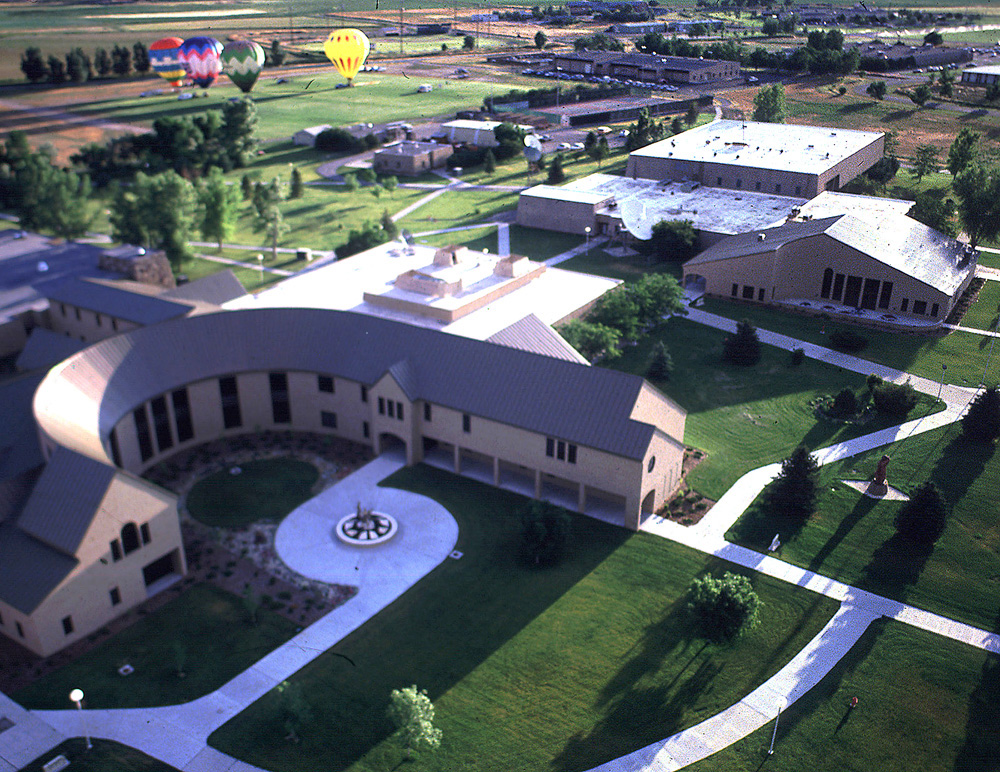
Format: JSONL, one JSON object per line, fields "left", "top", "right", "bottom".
{"left": 4, "top": 308, "right": 686, "bottom": 656}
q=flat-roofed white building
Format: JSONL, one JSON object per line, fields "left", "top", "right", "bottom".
{"left": 517, "top": 173, "right": 806, "bottom": 247}
{"left": 439, "top": 120, "right": 533, "bottom": 147}
{"left": 961, "top": 65, "right": 1000, "bottom": 87}
{"left": 625, "top": 120, "right": 885, "bottom": 198}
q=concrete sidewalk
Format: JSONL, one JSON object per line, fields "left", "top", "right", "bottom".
{"left": 32, "top": 453, "right": 459, "bottom": 771}
{"left": 0, "top": 692, "right": 65, "bottom": 772}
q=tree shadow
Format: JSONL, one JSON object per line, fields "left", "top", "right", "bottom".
{"left": 959, "top": 109, "right": 989, "bottom": 120}
{"left": 726, "top": 501, "right": 810, "bottom": 553}
{"left": 928, "top": 435, "right": 995, "bottom": 507}
{"left": 838, "top": 102, "right": 871, "bottom": 114}
{"left": 857, "top": 530, "right": 934, "bottom": 600}
{"left": 953, "top": 607, "right": 1000, "bottom": 770}
{"left": 882, "top": 109, "right": 914, "bottom": 122}
{"left": 808, "top": 495, "right": 878, "bottom": 574}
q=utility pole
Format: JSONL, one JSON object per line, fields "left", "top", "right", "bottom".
{"left": 400, "top": 4, "right": 405, "bottom": 54}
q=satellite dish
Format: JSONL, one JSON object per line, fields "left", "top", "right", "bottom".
{"left": 524, "top": 146, "right": 542, "bottom": 163}
{"left": 401, "top": 229, "right": 414, "bottom": 246}
{"left": 524, "top": 134, "right": 542, "bottom": 150}
{"left": 618, "top": 197, "right": 656, "bottom": 241}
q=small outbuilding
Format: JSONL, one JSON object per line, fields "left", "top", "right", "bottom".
{"left": 293, "top": 125, "right": 332, "bottom": 147}
{"left": 373, "top": 141, "right": 454, "bottom": 176}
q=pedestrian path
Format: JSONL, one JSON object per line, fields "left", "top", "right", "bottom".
{"left": 32, "top": 453, "right": 459, "bottom": 772}
{"left": 389, "top": 181, "right": 457, "bottom": 222}
{"left": 0, "top": 692, "right": 65, "bottom": 772}
{"left": 496, "top": 222, "right": 510, "bottom": 256}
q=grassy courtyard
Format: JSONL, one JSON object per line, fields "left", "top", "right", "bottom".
{"left": 689, "top": 620, "right": 1000, "bottom": 772}
{"left": 727, "top": 420, "right": 1000, "bottom": 631}
{"left": 18, "top": 739, "right": 180, "bottom": 772}
{"left": 185, "top": 457, "right": 319, "bottom": 528}
{"left": 603, "top": 316, "right": 941, "bottom": 501}
{"left": 13, "top": 585, "right": 300, "bottom": 710}
{"left": 208, "top": 464, "right": 838, "bottom": 772}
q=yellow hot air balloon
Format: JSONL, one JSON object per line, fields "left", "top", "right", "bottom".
{"left": 324, "top": 28, "right": 370, "bottom": 87}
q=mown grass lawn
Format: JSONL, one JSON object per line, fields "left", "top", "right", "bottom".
{"left": 603, "top": 316, "right": 941, "bottom": 500}
{"left": 208, "top": 465, "right": 838, "bottom": 772}
{"left": 727, "top": 420, "right": 1000, "bottom": 631}
{"left": 178, "top": 257, "right": 283, "bottom": 293}
{"left": 18, "top": 738, "right": 180, "bottom": 772}
{"left": 558, "top": 245, "right": 683, "bottom": 282}
{"left": 958, "top": 279, "right": 1000, "bottom": 332}
{"left": 395, "top": 188, "right": 516, "bottom": 230}
{"left": 699, "top": 297, "right": 997, "bottom": 388}
{"left": 689, "top": 620, "right": 1000, "bottom": 772}
{"left": 186, "top": 457, "right": 319, "bottom": 527}
{"left": 13, "top": 585, "right": 300, "bottom": 710}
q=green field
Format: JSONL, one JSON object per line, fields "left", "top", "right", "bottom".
{"left": 689, "top": 620, "right": 1000, "bottom": 772}
{"left": 603, "top": 316, "right": 941, "bottom": 500}
{"left": 727, "top": 420, "right": 1000, "bottom": 631}
{"left": 208, "top": 464, "right": 838, "bottom": 772}
{"left": 18, "top": 738, "right": 180, "bottom": 772}
{"left": 13, "top": 585, "right": 300, "bottom": 710}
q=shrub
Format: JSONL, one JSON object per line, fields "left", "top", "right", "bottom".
{"left": 687, "top": 571, "right": 761, "bottom": 643}
{"left": 872, "top": 380, "right": 919, "bottom": 417}
{"left": 520, "top": 500, "right": 571, "bottom": 566}
{"left": 829, "top": 329, "right": 868, "bottom": 353}
{"left": 867, "top": 372, "right": 883, "bottom": 393}
{"left": 646, "top": 340, "right": 673, "bottom": 380}
{"left": 895, "top": 481, "right": 948, "bottom": 544}
{"left": 831, "top": 387, "right": 858, "bottom": 417}
{"left": 723, "top": 319, "right": 761, "bottom": 366}
{"left": 790, "top": 347, "right": 805, "bottom": 366}
{"left": 314, "top": 127, "right": 364, "bottom": 153}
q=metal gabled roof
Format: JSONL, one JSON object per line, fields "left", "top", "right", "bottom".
{"left": 36, "top": 309, "right": 665, "bottom": 462}
{"left": 488, "top": 313, "right": 589, "bottom": 364}
{"left": 161, "top": 270, "right": 247, "bottom": 306}
{"left": 16, "top": 447, "right": 117, "bottom": 556}
{"left": 0, "top": 522, "right": 78, "bottom": 614}
{"left": 684, "top": 216, "right": 839, "bottom": 265}
{"left": 41, "top": 277, "right": 192, "bottom": 325}
{"left": 15, "top": 327, "right": 86, "bottom": 372}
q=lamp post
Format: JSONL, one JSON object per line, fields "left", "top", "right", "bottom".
{"left": 69, "top": 688, "right": 91, "bottom": 750}
{"left": 584, "top": 226, "right": 591, "bottom": 251}
{"left": 257, "top": 253, "right": 264, "bottom": 288}
{"left": 936, "top": 363, "right": 947, "bottom": 403}
{"left": 767, "top": 699, "right": 783, "bottom": 756}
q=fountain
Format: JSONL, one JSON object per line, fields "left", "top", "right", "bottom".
{"left": 335, "top": 502, "right": 398, "bottom": 546}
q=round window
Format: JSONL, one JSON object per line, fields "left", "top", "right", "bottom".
{"left": 647, "top": 456, "right": 656, "bottom": 472}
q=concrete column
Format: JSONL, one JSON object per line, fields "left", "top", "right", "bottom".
{"left": 534, "top": 469, "right": 542, "bottom": 499}
{"left": 493, "top": 456, "right": 500, "bottom": 486}
{"left": 624, "top": 492, "right": 640, "bottom": 531}
{"left": 577, "top": 483, "right": 586, "bottom": 513}
{"left": 453, "top": 444, "right": 461, "bottom": 474}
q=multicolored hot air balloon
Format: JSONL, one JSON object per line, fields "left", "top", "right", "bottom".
{"left": 149, "top": 37, "right": 186, "bottom": 87}
{"left": 221, "top": 40, "right": 265, "bottom": 94}
{"left": 179, "top": 36, "right": 223, "bottom": 89}
{"left": 324, "top": 28, "right": 370, "bottom": 87}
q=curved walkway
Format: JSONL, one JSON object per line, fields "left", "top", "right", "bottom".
{"left": 32, "top": 452, "right": 459, "bottom": 772}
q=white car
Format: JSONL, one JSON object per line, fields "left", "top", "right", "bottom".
{"left": 557, "top": 142, "right": 572, "bottom": 151}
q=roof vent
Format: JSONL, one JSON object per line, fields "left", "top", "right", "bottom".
{"left": 758, "top": 233, "right": 766, "bottom": 241}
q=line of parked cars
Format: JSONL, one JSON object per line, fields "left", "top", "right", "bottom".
{"left": 520, "top": 68, "right": 680, "bottom": 91}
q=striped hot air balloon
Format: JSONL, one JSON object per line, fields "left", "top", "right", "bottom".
{"left": 149, "top": 37, "right": 186, "bottom": 87}
{"left": 179, "top": 36, "right": 223, "bottom": 89}
{"left": 324, "top": 28, "right": 370, "bottom": 87}
{"left": 221, "top": 40, "right": 265, "bottom": 94}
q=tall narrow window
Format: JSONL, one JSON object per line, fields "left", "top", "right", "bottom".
{"left": 568, "top": 444, "right": 577, "bottom": 464}
{"left": 424, "top": 403, "right": 432, "bottom": 422}
{"left": 731, "top": 283, "right": 738, "bottom": 297}
{"left": 121, "top": 523, "right": 140, "bottom": 555}
{"left": 172, "top": 388, "right": 194, "bottom": 442}
{"left": 378, "top": 397, "right": 386, "bottom": 415}
{"left": 878, "top": 281, "right": 893, "bottom": 310}
{"left": 62, "top": 616, "right": 74, "bottom": 635}
{"left": 150, "top": 396, "right": 173, "bottom": 452}
{"left": 363, "top": 421, "right": 370, "bottom": 438}
{"left": 396, "top": 402, "right": 404, "bottom": 420}
{"left": 360, "top": 385, "right": 368, "bottom": 403}
{"left": 219, "top": 376, "right": 242, "bottom": 429}
{"left": 269, "top": 372, "right": 291, "bottom": 424}
{"left": 832, "top": 273, "right": 845, "bottom": 302}
{"left": 108, "top": 428, "right": 122, "bottom": 467}
{"left": 546, "top": 438, "right": 555, "bottom": 457}
{"left": 388, "top": 400, "right": 395, "bottom": 418}
{"left": 134, "top": 406, "right": 153, "bottom": 462}
{"left": 110, "top": 540, "right": 122, "bottom": 562}
{"left": 462, "top": 414, "right": 471, "bottom": 433}
{"left": 110, "top": 587, "right": 122, "bottom": 606}
{"left": 557, "top": 440, "right": 566, "bottom": 461}
{"left": 931, "top": 302, "right": 939, "bottom": 317}
{"left": 140, "top": 523, "right": 151, "bottom": 544}
{"left": 821, "top": 268, "right": 834, "bottom": 299}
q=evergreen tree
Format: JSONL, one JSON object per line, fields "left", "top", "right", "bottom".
{"left": 866, "top": 80, "right": 887, "bottom": 100}
{"left": 646, "top": 340, "right": 673, "bottom": 381}
{"left": 381, "top": 175, "right": 398, "bottom": 194}
{"left": 240, "top": 174, "right": 253, "bottom": 200}
{"left": 290, "top": 167, "right": 303, "bottom": 199}
{"left": 547, "top": 153, "right": 565, "bottom": 183}
{"left": 220, "top": 98, "right": 259, "bottom": 168}
{"left": 895, "top": 482, "right": 948, "bottom": 544}
{"left": 912, "top": 144, "right": 940, "bottom": 182}
{"left": 685, "top": 102, "right": 699, "bottom": 126}
{"left": 764, "top": 445, "right": 819, "bottom": 520}
{"left": 268, "top": 40, "right": 286, "bottom": 66}
{"left": 947, "top": 127, "right": 980, "bottom": 177}
{"left": 111, "top": 44, "right": 132, "bottom": 77}
{"left": 197, "top": 169, "right": 241, "bottom": 250}
{"left": 65, "top": 50, "right": 86, "bottom": 84}
{"left": 20, "top": 47, "right": 47, "bottom": 83}
{"left": 95, "top": 47, "right": 112, "bottom": 78}
{"left": 47, "top": 55, "right": 66, "bottom": 84}
{"left": 132, "top": 41, "right": 150, "bottom": 74}
{"left": 723, "top": 319, "right": 761, "bottom": 366}
{"left": 342, "top": 173, "right": 359, "bottom": 192}
{"left": 483, "top": 148, "right": 496, "bottom": 174}
{"left": 535, "top": 30, "right": 548, "bottom": 49}
{"left": 962, "top": 386, "right": 1000, "bottom": 442}
{"left": 380, "top": 209, "right": 398, "bottom": 240}
{"left": 253, "top": 177, "right": 288, "bottom": 262}
{"left": 909, "top": 83, "right": 932, "bottom": 107}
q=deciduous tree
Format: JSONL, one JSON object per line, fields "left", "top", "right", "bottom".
{"left": 20, "top": 47, "right": 47, "bottom": 83}
{"left": 962, "top": 386, "right": 1000, "bottom": 442}
{"left": 197, "top": 169, "right": 241, "bottom": 250}
{"left": 387, "top": 685, "right": 442, "bottom": 759}
{"left": 953, "top": 163, "right": 1000, "bottom": 249}
{"left": 947, "top": 127, "right": 980, "bottom": 177}
{"left": 912, "top": 144, "right": 940, "bottom": 182}
{"left": 557, "top": 319, "right": 621, "bottom": 360}
{"left": 110, "top": 170, "right": 196, "bottom": 268}
{"left": 647, "top": 219, "right": 697, "bottom": 262}
{"left": 687, "top": 571, "right": 761, "bottom": 643}
{"left": 752, "top": 83, "right": 786, "bottom": 122}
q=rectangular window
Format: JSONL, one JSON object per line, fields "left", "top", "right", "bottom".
{"left": 462, "top": 414, "right": 471, "bottom": 433}
{"left": 269, "top": 372, "right": 291, "bottom": 424}
{"left": 109, "top": 428, "right": 122, "bottom": 467}
{"left": 557, "top": 440, "right": 566, "bottom": 460}
{"left": 913, "top": 300, "right": 927, "bottom": 315}
{"left": 378, "top": 397, "right": 386, "bottom": 415}
{"left": 16, "top": 621, "right": 24, "bottom": 638}
{"left": 754, "top": 181, "right": 761, "bottom": 191}
{"left": 843, "top": 275, "right": 863, "bottom": 307}
{"left": 321, "top": 410, "right": 338, "bottom": 428}
{"left": 0, "top": 609, "right": 3, "bottom": 626}
{"left": 171, "top": 388, "right": 194, "bottom": 443}
{"left": 62, "top": 616, "right": 74, "bottom": 635}
{"left": 111, "top": 539, "right": 122, "bottom": 561}
{"left": 795, "top": 186, "right": 802, "bottom": 196}
{"left": 878, "top": 281, "right": 893, "bottom": 310}
{"left": 110, "top": 587, "right": 121, "bottom": 606}
{"left": 821, "top": 270, "right": 833, "bottom": 299}
{"left": 742, "top": 285, "right": 755, "bottom": 300}
{"left": 424, "top": 403, "right": 432, "bottom": 422}
{"left": 317, "top": 375, "right": 334, "bottom": 393}
{"left": 112, "top": 318, "right": 119, "bottom": 332}
{"left": 758, "top": 288, "right": 765, "bottom": 302}
{"left": 95, "top": 313, "right": 102, "bottom": 327}
{"left": 832, "top": 273, "right": 845, "bottom": 302}
{"left": 134, "top": 406, "right": 154, "bottom": 462}
{"left": 140, "top": 523, "right": 151, "bottom": 544}
{"left": 360, "top": 385, "right": 368, "bottom": 403}
{"left": 75, "top": 308, "right": 81, "bottom": 322}
{"left": 568, "top": 444, "right": 577, "bottom": 464}
{"left": 931, "top": 302, "right": 939, "bottom": 317}
{"left": 363, "top": 420, "right": 370, "bottom": 438}
{"left": 735, "top": 178, "right": 742, "bottom": 189}
{"left": 150, "top": 396, "right": 173, "bottom": 453}
{"left": 717, "top": 177, "right": 722, "bottom": 186}
{"left": 731, "top": 283, "right": 738, "bottom": 297}
{"left": 396, "top": 402, "right": 404, "bottom": 420}
{"left": 61, "top": 303, "right": 67, "bottom": 317}
{"left": 901, "top": 298, "right": 909, "bottom": 312}
{"left": 388, "top": 400, "right": 395, "bottom": 418}
{"left": 775, "top": 184, "right": 781, "bottom": 194}
{"left": 219, "top": 376, "right": 242, "bottom": 429}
